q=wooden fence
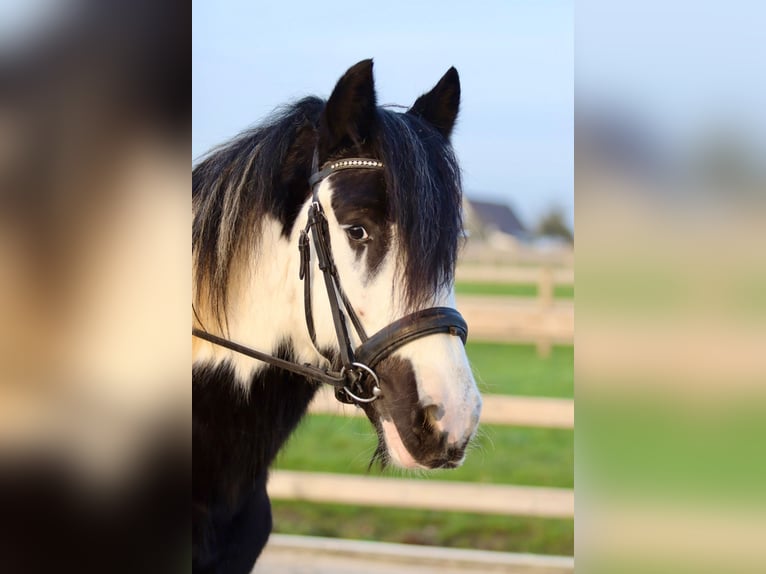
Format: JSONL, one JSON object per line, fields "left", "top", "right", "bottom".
{"left": 264, "top": 265, "right": 574, "bottom": 570}
{"left": 270, "top": 388, "right": 574, "bottom": 519}
{"left": 257, "top": 534, "right": 575, "bottom": 574}
{"left": 310, "top": 388, "right": 574, "bottom": 429}
{"left": 455, "top": 265, "right": 573, "bottom": 356}
{"left": 269, "top": 471, "right": 573, "bottom": 519}
{"left": 455, "top": 265, "right": 574, "bottom": 288}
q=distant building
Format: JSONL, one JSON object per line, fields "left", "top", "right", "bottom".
{"left": 463, "top": 198, "right": 529, "bottom": 249}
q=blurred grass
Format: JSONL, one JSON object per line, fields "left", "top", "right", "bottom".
{"left": 466, "top": 342, "right": 574, "bottom": 398}
{"left": 275, "top": 415, "right": 574, "bottom": 488}
{"left": 580, "top": 393, "right": 766, "bottom": 505}
{"left": 455, "top": 281, "right": 574, "bottom": 298}
{"left": 272, "top": 500, "right": 574, "bottom": 555}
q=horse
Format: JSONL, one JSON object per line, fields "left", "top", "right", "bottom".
{"left": 192, "top": 59, "right": 482, "bottom": 574}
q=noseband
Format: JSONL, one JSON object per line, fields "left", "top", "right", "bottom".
{"left": 193, "top": 154, "right": 468, "bottom": 405}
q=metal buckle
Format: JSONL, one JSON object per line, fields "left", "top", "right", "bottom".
{"left": 338, "top": 362, "right": 382, "bottom": 404}
{"left": 298, "top": 230, "right": 310, "bottom": 279}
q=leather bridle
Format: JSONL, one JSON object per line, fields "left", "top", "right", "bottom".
{"left": 192, "top": 154, "right": 468, "bottom": 405}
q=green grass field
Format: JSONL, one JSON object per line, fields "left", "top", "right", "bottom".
{"left": 467, "top": 342, "right": 573, "bottom": 398}
{"left": 272, "top": 416, "right": 573, "bottom": 554}
{"left": 270, "top": 341, "right": 574, "bottom": 555}
{"left": 276, "top": 415, "right": 573, "bottom": 488}
{"left": 455, "top": 281, "right": 574, "bottom": 298}
{"left": 272, "top": 501, "right": 574, "bottom": 555}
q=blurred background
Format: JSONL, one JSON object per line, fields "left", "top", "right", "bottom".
{"left": 193, "top": 1, "right": 575, "bottom": 572}
{"left": 577, "top": 1, "right": 766, "bottom": 573}
{"left": 0, "top": 1, "right": 188, "bottom": 573}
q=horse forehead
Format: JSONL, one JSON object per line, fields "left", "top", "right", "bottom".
{"left": 326, "top": 170, "right": 387, "bottom": 217}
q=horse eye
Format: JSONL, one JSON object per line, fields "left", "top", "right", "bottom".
{"left": 345, "top": 225, "right": 370, "bottom": 242}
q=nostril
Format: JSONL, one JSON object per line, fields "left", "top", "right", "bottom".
{"left": 411, "top": 404, "right": 443, "bottom": 438}
{"left": 423, "top": 404, "right": 444, "bottom": 430}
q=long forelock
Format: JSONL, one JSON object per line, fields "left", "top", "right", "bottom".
{"left": 373, "top": 109, "right": 463, "bottom": 309}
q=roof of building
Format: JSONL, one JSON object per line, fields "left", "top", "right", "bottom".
{"left": 467, "top": 198, "right": 527, "bottom": 238}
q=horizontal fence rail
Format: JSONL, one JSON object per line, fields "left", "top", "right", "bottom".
{"left": 256, "top": 534, "right": 575, "bottom": 574}
{"left": 454, "top": 264, "right": 573, "bottom": 354}
{"left": 455, "top": 295, "right": 573, "bottom": 345}
{"left": 268, "top": 471, "right": 574, "bottom": 519}
{"left": 458, "top": 244, "right": 573, "bottom": 268}
{"left": 456, "top": 265, "right": 574, "bottom": 286}
{"left": 310, "top": 389, "right": 574, "bottom": 429}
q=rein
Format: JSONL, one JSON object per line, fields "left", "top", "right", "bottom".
{"left": 193, "top": 154, "right": 468, "bottom": 405}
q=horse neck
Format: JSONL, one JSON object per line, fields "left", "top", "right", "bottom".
{"left": 193, "top": 215, "right": 321, "bottom": 490}
{"left": 196, "top": 215, "right": 314, "bottom": 388}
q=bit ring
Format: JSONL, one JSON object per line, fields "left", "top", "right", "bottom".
{"left": 339, "top": 362, "right": 381, "bottom": 403}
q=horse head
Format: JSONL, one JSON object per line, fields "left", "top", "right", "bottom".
{"left": 193, "top": 60, "right": 481, "bottom": 471}
{"left": 303, "top": 60, "right": 482, "bottom": 469}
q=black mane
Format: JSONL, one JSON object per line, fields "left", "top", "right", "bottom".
{"left": 193, "top": 97, "right": 323, "bottom": 328}
{"left": 192, "top": 97, "right": 463, "bottom": 327}
{"left": 373, "top": 109, "right": 463, "bottom": 308}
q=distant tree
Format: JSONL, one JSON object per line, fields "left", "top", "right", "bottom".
{"left": 691, "top": 128, "right": 760, "bottom": 189}
{"left": 536, "top": 208, "right": 573, "bottom": 244}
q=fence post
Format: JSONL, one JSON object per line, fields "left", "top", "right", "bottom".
{"left": 539, "top": 266, "right": 554, "bottom": 309}
{"left": 537, "top": 267, "right": 554, "bottom": 358}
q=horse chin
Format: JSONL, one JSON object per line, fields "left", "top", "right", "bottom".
{"left": 379, "top": 419, "right": 428, "bottom": 470}
{"left": 364, "top": 409, "right": 466, "bottom": 471}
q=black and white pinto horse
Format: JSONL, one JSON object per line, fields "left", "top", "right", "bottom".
{"left": 192, "top": 60, "right": 482, "bottom": 573}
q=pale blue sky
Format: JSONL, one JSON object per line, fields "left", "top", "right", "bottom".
{"left": 193, "top": 0, "right": 574, "bottom": 228}
{"left": 576, "top": 1, "right": 766, "bottom": 162}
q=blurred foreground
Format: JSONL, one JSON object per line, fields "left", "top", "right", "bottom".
{"left": 0, "top": 2, "right": 189, "bottom": 573}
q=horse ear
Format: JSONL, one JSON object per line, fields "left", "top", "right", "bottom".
{"left": 318, "top": 59, "right": 377, "bottom": 161}
{"left": 408, "top": 67, "right": 460, "bottom": 139}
